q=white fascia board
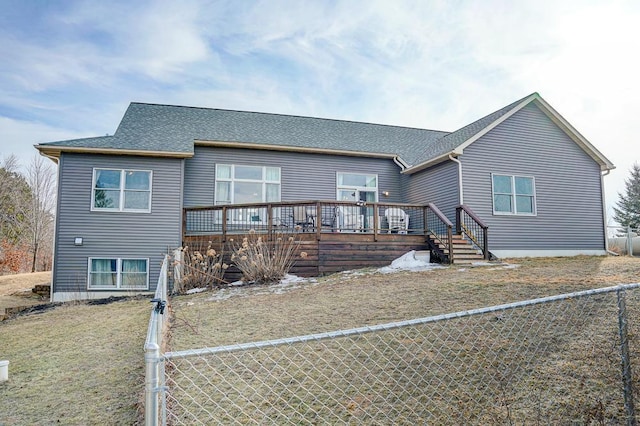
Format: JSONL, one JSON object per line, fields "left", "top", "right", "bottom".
{"left": 453, "top": 93, "right": 539, "bottom": 153}
{"left": 532, "top": 97, "right": 615, "bottom": 171}
{"left": 403, "top": 94, "right": 539, "bottom": 175}
{"left": 195, "top": 140, "right": 399, "bottom": 160}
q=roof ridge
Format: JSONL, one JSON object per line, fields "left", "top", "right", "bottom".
{"left": 127, "top": 101, "right": 448, "bottom": 134}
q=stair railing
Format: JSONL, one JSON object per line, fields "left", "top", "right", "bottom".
{"left": 456, "top": 204, "right": 490, "bottom": 260}
{"left": 426, "top": 203, "right": 454, "bottom": 263}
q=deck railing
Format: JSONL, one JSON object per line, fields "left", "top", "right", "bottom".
{"left": 456, "top": 204, "right": 490, "bottom": 260}
{"left": 184, "top": 200, "right": 428, "bottom": 240}
{"left": 425, "top": 203, "right": 454, "bottom": 263}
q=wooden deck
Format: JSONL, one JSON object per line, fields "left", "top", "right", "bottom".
{"left": 182, "top": 200, "right": 489, "bottom": 280}
{"left": 183, "top": 231, "right": 429, "bottom": 279}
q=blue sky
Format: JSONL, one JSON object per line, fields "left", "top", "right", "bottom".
{"left": 1, "top": 0, "right": 639, "bottom": 219}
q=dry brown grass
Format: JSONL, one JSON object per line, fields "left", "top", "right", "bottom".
{"left": 169, "top": 255, "right": 640, "bottom": 350}
{"left": 0, "top": 271, "right": 51, "bottom": 296}
{"left": 166, "top": 255, "right": 640, "bottom": 423}
{"left": 0, "top": 256, "right": 638, "bottom": 424}
{"left": 0, "top": 297, "right": 149, "bottom": 425}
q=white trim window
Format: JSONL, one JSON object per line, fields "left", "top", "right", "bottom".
{"left": 214, "top": 164, "right": 281, "bottom": 205}
{"left": 336, "top": 172, "right": 378, "bottom": 202}
{"left": 92, "top": 169, "right": 152, "bottom": 212}
{"left": 88, "top": 258, "right": 149, "bottom": 290}
{"left": 492, "top": 174, "right": 536, "bottom": 215}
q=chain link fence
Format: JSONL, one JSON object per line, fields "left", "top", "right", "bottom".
{"left": 150, "top": 284, "right": 640, "bottom": 425}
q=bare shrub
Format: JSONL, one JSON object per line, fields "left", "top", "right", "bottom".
{"left": 230, "top": 230, "right": 304, "bottom": 284}
{"left": 174, "top": 244, "right": 228, "bottom": 293}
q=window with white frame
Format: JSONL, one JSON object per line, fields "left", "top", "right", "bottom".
{"left": 88, "top": 258, "right": 149, "bottom": 290}
{"left": 492, "top": 174, "right": 536, "bottom": 215}
{"left": 336, "top": 172, "right": 378, "bottom": 202}
{"left": 214, "top": 164, "right": 281, "bottom": 204}
{"left": 92, "top": 169, "right": 152, "bottom": 212}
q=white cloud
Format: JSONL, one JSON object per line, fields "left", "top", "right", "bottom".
{"left": 0, "top": 117, "right": 90, "bottom": 170}
{"left": 0, "top": 0, "right": 638, "bottom": 216}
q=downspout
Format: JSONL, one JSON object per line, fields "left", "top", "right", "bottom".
{"left": 393, "top": 156, "right": 408, "bottom": 170}
{"left": 393, "top": 156, "right": 409, "bottom": 201}
{"left": 448, "top": 154, "right": 464, "bottom": 205}
{"left": 601, "top": 169, "right": 615, "bottom": 255}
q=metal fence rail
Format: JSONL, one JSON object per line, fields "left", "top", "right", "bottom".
{"left": 152, "top": 283, "right": 640, "bottom": 425}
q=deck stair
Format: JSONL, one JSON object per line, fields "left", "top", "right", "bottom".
{"left": 429, "top": 234, "right": 485, "bottom": 264}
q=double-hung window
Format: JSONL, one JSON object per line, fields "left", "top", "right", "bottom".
{"left": 214, "top": 164, "right": 281, "bottom": 204}
{"left": 92, "top": 169, "right": 152, "bottom": 212}
{"left": 492, "top": 174, "right": 536, "bottom": 215}
{"left": 88, "top": 258, "right": 149, "bottom": 290}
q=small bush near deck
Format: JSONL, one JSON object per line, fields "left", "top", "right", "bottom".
{"left": 174, "top": 244, "right": 228, "bottom": 293}
{"left": 230, "top": 230, "right": 305, "bottom": 284}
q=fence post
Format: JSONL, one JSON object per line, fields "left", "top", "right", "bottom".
{"left": 145, "top": 339, "right": 160, "bottom": 426}
{"left": 628, "top": 226, "right": 634, "bottom": 257}
{"left": 617, "top": 289, "right": 637, "bottom": 426}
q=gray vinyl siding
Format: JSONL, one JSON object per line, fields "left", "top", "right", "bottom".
{"left": 53, "top": 153, "right": 183, "bottom": 293}
{"left": 406, "top": 161, "right": 460, "bottom": 223}
{"left": 184, "top": 146, "right": 404, "bottom": 205}
{"left": 460, "top": 103, "right": 605, "bottom": 251}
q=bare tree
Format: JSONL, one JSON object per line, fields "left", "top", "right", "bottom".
{"left": 0, "top": 154, "right": 56, "bottom": 273}
{"left": 0, "top": 154, "right": 31, "bottom": 243}
{"left": 23, "top": 155, "right": 57, "bottom": 272}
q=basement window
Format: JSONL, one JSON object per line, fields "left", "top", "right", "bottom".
{"left": 88, "top": 258, "right": 149, "bottom": 290}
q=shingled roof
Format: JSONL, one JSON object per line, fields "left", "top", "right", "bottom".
{"left": 35, "top": 92, "right": 614, "bottom": 171}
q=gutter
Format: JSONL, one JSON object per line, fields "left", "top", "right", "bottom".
{"left": 448, "top": 154, "right": 464, "bottom": 204}
{"left": 402, "top": 151, "right": 453, "bottom": 174}
{"left": 34, "top": 145, "right": 193, "bottom": 159}
{"left": 39, "top": 150, "right": 60, "bottom": 165}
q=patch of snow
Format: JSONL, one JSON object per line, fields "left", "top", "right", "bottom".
{"left": 377, "top": 250, "right": 443, "bottom": 274}
{"left": 185, "top": 287, "right": 208, "bottom": 294}
{"left": 204, "top": 274, "right": 318, "bottom": 302}
{"left": 339, "top": 269, "right": 368, "bottom": 277}
{"left": 488, "top": 264, "right": 520, "bottom": 270}
{"left": 280, "top": 274, "right": 311, "bottom": 284}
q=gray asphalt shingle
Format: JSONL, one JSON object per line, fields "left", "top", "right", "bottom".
{"left": 37, "top": 93, "right": 537, "bottom": 166}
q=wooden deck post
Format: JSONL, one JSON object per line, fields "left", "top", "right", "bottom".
{"left": 373, "top": 202, "right": 378, "bottom": 241}
{"left": 267, "top": 204, "right": 273, "bottom": 242}
{"left": 221, "top": 206, "right": 227, "bottom": 243}
{"left": 315, "top": 202, "right": 322, "bottom": 241}
{"left": 423, "top": 207, "right": 428, "bottom": 243}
